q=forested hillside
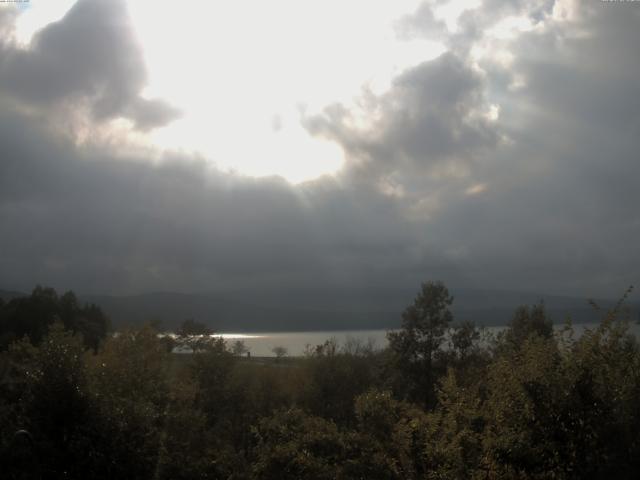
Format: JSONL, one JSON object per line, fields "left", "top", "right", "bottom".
{"left": 4, "top": 286, "right": 631, "bottom": 332}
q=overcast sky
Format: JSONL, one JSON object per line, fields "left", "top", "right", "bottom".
{"left": 0, "top": 0, "right": 638, "bottom": 299}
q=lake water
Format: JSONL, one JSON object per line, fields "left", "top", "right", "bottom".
{"left": 216, "top": 329, "right": 389, "bottom": 357}
{"left": 215, "top": 322, "right": 640, "bottom": 357}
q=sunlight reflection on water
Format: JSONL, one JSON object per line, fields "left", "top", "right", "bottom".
{"left": 165, "top": 322, "right": 640, "bottom": 357}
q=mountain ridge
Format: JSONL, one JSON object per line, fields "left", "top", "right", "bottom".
{"left": 5, "top": 287, "right": 635, "bottom": 332}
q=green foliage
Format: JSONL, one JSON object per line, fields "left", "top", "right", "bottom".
{"left": 450, "top": 320, "right": 481, "bottom": 360}
{"left": 2, "top": 323, "right": 103, "bottom": 478}
{"left": 387, "top": 281, "right": 454, "bottom": 407}
{"left": 503, "top": 302, "right": 554, "bottom": 348}
{"left": 482, "top": 334, "right": 565, "bottom": 477}
{"left": 89, "top": 325, "right": 169, "bottom": 405}
{"left": 0, "top": 286, "right": 108, "bottom": 351}
{"left": 190, "top": 337, "right": 237, "bottom": 422}
{"left": 252, "top": 408, "right": 345, "bottom": 480}
{"left": 476, "top": 297, "right": 640, "bottom": 478}
{"left": 253, "top": 391, "right": 431, "bottom": 480}
{"left": 423, "top": 370, "right": 486, "bottom": 479}
{"left": 350, "top": 390, "right": 429, "bottom": 479}
{"left": 0, "top": 337, "right": 40, "bottom": 478}
{"left": 84, "top": 324, "right": 171, "bottom": 478}
{"left": 0, "top": 281, "right": 638, "bottom": 479}
{"left": 301, "top": 338, "right": 382, "bottom": 425}
{"left": 154, "top": 376, "right": 220, "bottom": 480}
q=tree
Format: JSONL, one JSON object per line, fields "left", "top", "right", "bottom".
{"left": 231, "top": 340, "right": 248, "bottom": 356}
{"left": 252, "top": 408, "right": 345, "bottom": 480}
{"left": 387, "top": 281, "right": 454, "bottom": 408}
{"left": 175, "top": 319, "right": 215, "bottom": 353}
{"left": 301, "top": 339, "right": 381, "bottom": 425}
{"left": 272, "top": 346, "right": 288, "bottom": 361}
{"left": 504, "top": 302, "right": 553, "bottom": 347}
{"left": 450, "top": 320, "right": 480, "bottom": 361}
{"left": 190, "top": 337, "right": 237, "bottom": 426}
{"left": 62, "top": 295, "right": 109, "bottom": 353}
{"left": 350, "top": 389, "right": 430, "bottom": 478}
{"left": 424, "top": 370, "right": 485, "bottom": 479}
{"left": 14, "top": 322, "right": 102, "bottom": 478}
{"left": 86, "top": 324, "right": 171, "bottom": 479}
{"left": 0, "top": 286, "right": 109, "bottom": 352}
{"left": 176, "top": 318, "right": 212, "bottom": 337}
{"left": 0, "top": 286, "right": 59, "bottom": 347}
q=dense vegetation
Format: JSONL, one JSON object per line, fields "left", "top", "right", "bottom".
{"left": 1, "top": 282, "right": 638, "bottom": 479}
{"left": 0, "top": 286, "right": 108, "bottom": 352}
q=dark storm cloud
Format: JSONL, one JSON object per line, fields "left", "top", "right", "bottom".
{"left": 0, "top": 103, "right": 429, "bottom": 295}
{"left": 0, "top": 0, "right": 638, "bottom": 299}
{"left": 1, "top": 0, "right": 427, "bottom": 294}
{"left": 300, "top": 0, "right": 640, "bottom": 296}
{"left": 304, "top": 52, "right": 499, "bottom": 183}
{"left": 468, "top": 1, "right": 640, "bottom": 294}
{"left": 0, "top": 0, "right": 179, "bottom": 130}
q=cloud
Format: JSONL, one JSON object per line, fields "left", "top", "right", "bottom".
{"left": 299, "top": 0, "right": 639, "bottom": 296}
{"left": 0, "top": 0, "right": 180, "bottom": 130}
{"left": 0, "top": 0, "right": 638, "bottom": 301}
{"left": 0, "top": 101, "right": 430, "bottom": 295}
{"left": 302, "top": 51, "right": 501, "bottom": 232}
{"left": 398, "top": 0, "right": 640, "bottom": 295}
{"left": 305, "top": 53, "right": 499, "bottom": 178}
{"left": 0, "top": 7, "right": 17, "bottom": 41}
{"left": 394, "top": 1, "right": 447, "bottom": 41}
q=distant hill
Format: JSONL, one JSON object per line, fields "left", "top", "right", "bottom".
{"left": 80, "top": 292, "right": 398, "bottom": 332}
{"left": 78, "top": 287, "right": 637, "bottom": 332}
{"left": 0, "top": 289, "right": 26, "bottom": 302}
{"left": 3, "top": 286, "right": 636, "bottom": 332}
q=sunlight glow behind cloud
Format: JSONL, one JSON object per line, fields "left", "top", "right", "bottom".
{"left": 2, "top": 0, "right": 638, "bottom": 297}
{"left": 13, "top": 0, "right": 77, "bottom": 45}
{"left": 10, "top": 0, "right": 450, "bottom": 183}
{"left": 126, "top": 0, "right": 444, "bottom": 182}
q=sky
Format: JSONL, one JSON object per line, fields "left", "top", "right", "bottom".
{"left": 0, "top": 0, "right": 638, "bottom": 300}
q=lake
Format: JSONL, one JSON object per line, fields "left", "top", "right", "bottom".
{"left": 214, "top": 321, "right": 640, "bottom": 357}
{"left": 216, "top": 329, "right": 389, "bottom": 357}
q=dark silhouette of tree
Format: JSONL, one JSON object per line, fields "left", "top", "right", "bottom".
{"left": 16, "top": 322, "right": 100, "bottom": 478}
{"left": 387, "top": 281, "right": 453, "bottom": 408}
{"left": 175, "top": 318, "right": 215, "bottom": 352}
{"left": 302, "top": 338, "right": 381, "bottom": 425}
{"left": 231, "top": 340, "right": 248, "bottom": 356}
{"left": 272, "top": 345, "right": 288, "bottom": 361}
{"left": 176, "top": 318, "right": 212, "bottom": 337}
{"left": 504, "top": 301, "right": 553, "bottom": 347}
{"left": 0, "top": 282, "right": 638, "bottom": 479}
{"left": 0, "top": 286, "right": 108, "bottom": 352}
{"left": 252, "top": 408, "right": 345, "bottom": 479}
{"left": 450, "top": 320, "right": 480, "bottom": 361}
